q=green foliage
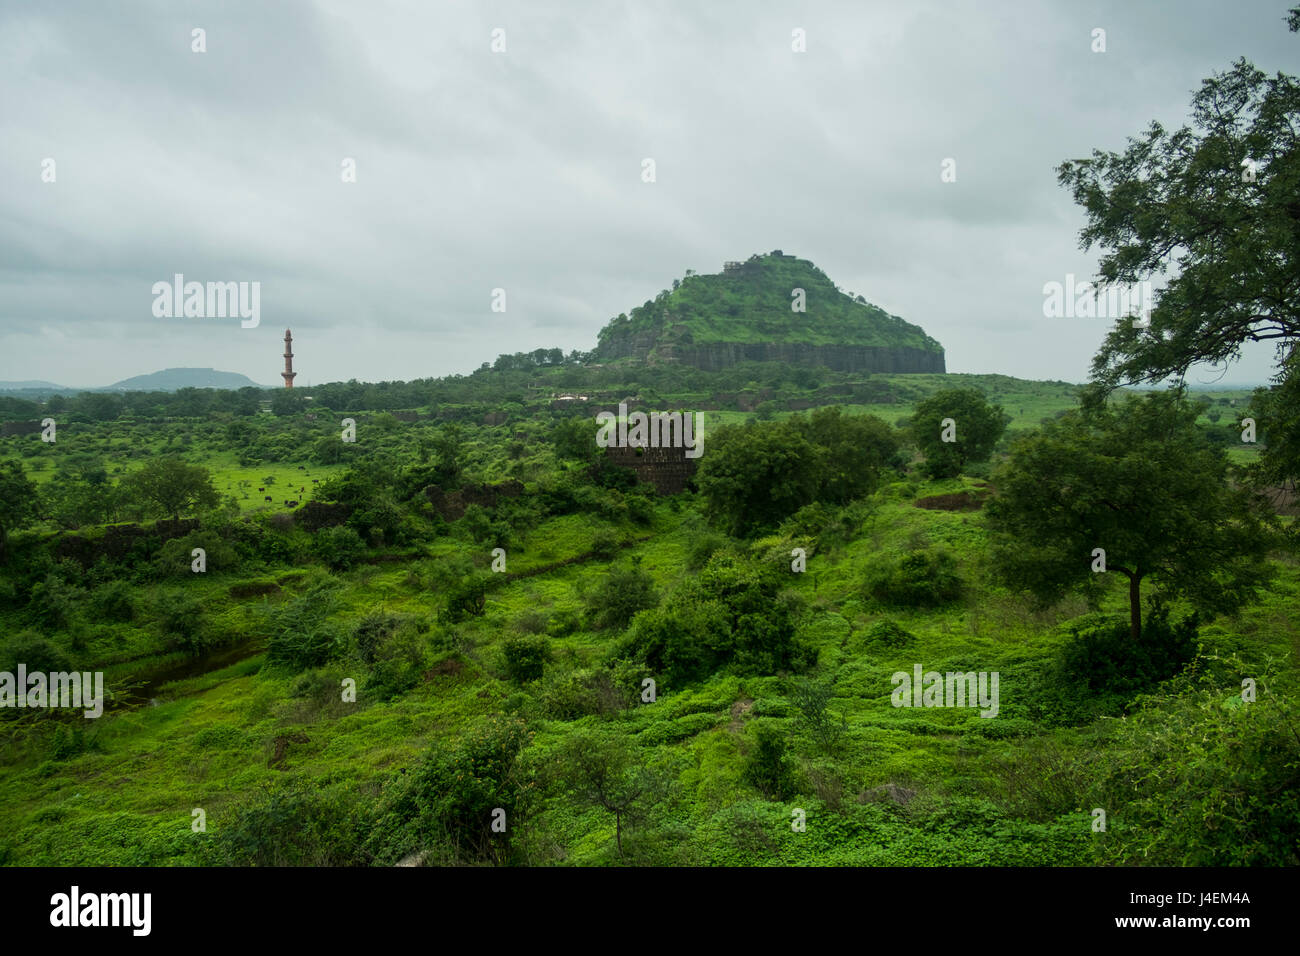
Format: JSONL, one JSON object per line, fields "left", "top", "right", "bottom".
{"left": 743, "top": 721, "right": 795, "bottom": 799}
{"left": 441, "top": 573, "right": 489, "bottom": 623}
{"left": 365, "top": 618, "right": 426, "bottom": 700}
{"left": 861, "top": 619, "right": 915, "bottom": 649}
{"left": 205, "top": 781, "right": 362, "bottom": 866}
{"left": 1087, "top": 668, "right": 1300, "bottom": 865}
{"left": 1248, "top": 348, "right": 1300, "bottom": 487}
{"left": 1058, "top": 38, "right": 1300, "bottom": 398}
{"left": 1058, "top": 607, "right": 1198, "bottom": 698}
{"left": 987, "top": 391, "right": 1278, "bottom": 639}
{"left": 87, "top": 580, "right": 135, "bottom": 623}
{"left": 555, "top": 727, "right": 671, "bottom": 860}
{"left": 909, "top": 387, "right": 1008, "bottom": 478}
{"left": 623, "top": 551, "right": 812, "bottom": 684}
{"left": 790, "top": 676, "right": 846, "bottom": 752}
{"left": 791, "top": 407, "right": 900, "bottom": 504}
{"left": 313, "top": 525, "right": 365, "bottom": 570}
{"left": 502, "top": 635, "right": 549, "bottom": 683}
{"left": 0, "top": 460, "right": 40, "bottom": 562}
{"left": 539, "top": 667, "right": 626, "bottom": 719}
{"left": 699, "top": 409, "right": 898, "bottom": 537}
{"left": 122, "top": 458, "right": 219, "bottom": 521}
{"left": 151, "top": 588, "right": 208, "bottom": 656}
{"left": 265, "top": 580, "right": 346, "bottom": 672}
{"left": 0, "top": 630, "right": 72, "bottom": 675}
{"left": 594, "top": 252, "right": 942, "bottom": 354}
{"left": 583, "top": 559, "right": 658, "bottom": 631}
{"left": 368, "top": 716, "right": 532, "bottom": 864}
{"left": 352, "top": 611, "right": 398, "bottom": 666}
{"left": 863, "top": 550, "right": 963, "bottom": 608}
{"left": 697, "top": 420, "right": 822, "bottom": 537}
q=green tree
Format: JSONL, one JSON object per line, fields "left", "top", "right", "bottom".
{"left": 697, "top": 421, "right": 822, "bottom": 536}
{"left": 0, "top": 461, "right": 41, "bottom": 561}
{"left": 909, "top": 387, "right": 1008, "bottom": 479}
{"left": 124, "top": 458, "right": 219, "bottom": 522}
{"left": 557, "top": 728, "right": 668, "bottom": 860}
{"left": 1058, "top": 11, "right": 1300, "bottom": 404}
{"left": 986, "top": 392, "right": 1277, "bottom": 640}
{"left": 1248, "top": 348, "right": 1300, "bottom": 488}
{"left": 791, "top": 406, "right": 899, "bottom": 504}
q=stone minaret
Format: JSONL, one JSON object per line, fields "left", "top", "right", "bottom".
{"left": 281, "top": 329, "right": 297, "bottom": 388}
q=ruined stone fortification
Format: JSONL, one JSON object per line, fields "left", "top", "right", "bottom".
{"left": 597, "top": 333, "right": 945, "bottom": 374}
{"left": 605, "top": 445, "right": 698, "bottom": 494}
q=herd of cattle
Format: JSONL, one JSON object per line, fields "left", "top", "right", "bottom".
{"left": 252, "top": 464, "right": 321, "bottom": 508}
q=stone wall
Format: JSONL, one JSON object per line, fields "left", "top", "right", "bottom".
{"left": 596, "top": 334, "right": 945, "bottom": 373}
{"left": 606, "top": 445, "right": 698, "bottom": 494}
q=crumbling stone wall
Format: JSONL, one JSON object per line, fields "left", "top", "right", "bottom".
{"left": 605, "top": 445, "right": 697, "bottom": 494}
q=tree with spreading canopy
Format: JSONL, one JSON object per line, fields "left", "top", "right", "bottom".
{"left": 985, "top": 391, "right": 1277, "bottom": 641}
{"left": 1058, "top": 8, "right": 1300, "bottom": 482}
{"left": 124, "top": 458, "right": 219, "bottom": 522}
{"left": 909, "top": 387, "right": 1008, "bottom": 479}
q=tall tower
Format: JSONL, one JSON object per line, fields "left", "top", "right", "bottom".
{"left": 281, "top": 329, "right": 297, "bottom": 388}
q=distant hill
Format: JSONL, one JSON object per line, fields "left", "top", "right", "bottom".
{"left": 593, "top": 251, "right": 945, "bottom": 373}
{"left": 105, "top": 368, "right": 264, "bottom": 391}
{"left": 0, "top": 379, "right": 69, "bottom": 391}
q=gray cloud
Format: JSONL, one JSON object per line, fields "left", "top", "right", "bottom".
{"left": 1, "top": 0, "right": 1295, "bottom": 387}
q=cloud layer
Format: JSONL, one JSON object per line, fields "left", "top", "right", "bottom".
{"left": 1, "top": 0, "right": 1296, "bottom": 387}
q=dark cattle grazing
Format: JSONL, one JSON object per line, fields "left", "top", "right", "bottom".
{"left": 298, "top": 466, "right": 305, "bottom": 470}
{"left": 264, "top": 496, "right": 272, "bottom": 502}
{"left": 287, "top": 500, "right": 299, "bottom": 507}
{"left": 312, "top": 479, "right": 319, "bottom": 483}
{"left": 258, "top": 487, "right": 264, "bottom": 491}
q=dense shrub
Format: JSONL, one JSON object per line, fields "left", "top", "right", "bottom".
{"left": 1087, "top": 667, "right": 1300, "bottom": 865}
{"left": 203, "top": 782, "right": 363, "bottom": 866}
{"left": 152, "top": 588, "right": 208, "bottom": 656}
{"left": 863, "top": 550, "right": 963, "bottom": 607}
{"left": 583, "top": 560, "right": 658, "bottom": 631}
{"left": 790, "top": 676, "right": 846, "bottom": 752}
{"left": 743, "top": 721, "right": 795, "bottom": 799}
{"left": 502, "top": 635, "right": 549, "bottom": 683}
{"left": 861, "top": 619, "right": 916, "bottom": 649}
{"left": 265, "top": 581, "right": 346, "bottom": 671}
{"left": 540, "top": 667, "right": 626, "bottom": 719}
{"left": 622, "top": 551, "right": 813, "bottom": 684}
{"left": 441, "top": 574, "right": 489, "bottom": 623}
{"left": 0, "top": 630, "right": 73, "bottom": 674}
{"left": 365, "top": 716, "right": 533, "bottom": 865}
{"left": 313, "top": 526, "right": 365, "bottom": 570}
{"left": 1058, "top": 607, "right": 1197, "bottom": 697}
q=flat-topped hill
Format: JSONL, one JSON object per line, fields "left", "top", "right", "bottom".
{"left": 593, "top": 251, "right": 945, "bottom": 373}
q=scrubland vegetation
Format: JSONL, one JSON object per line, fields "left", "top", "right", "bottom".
{"left": 0, "top": 366, "right": 1295, "bottom": 867}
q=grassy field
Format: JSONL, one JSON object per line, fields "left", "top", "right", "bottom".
{"left": 0, "top": 375, "right": 1290, "bottom": 867}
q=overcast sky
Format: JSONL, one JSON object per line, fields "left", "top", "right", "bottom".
{"left": 1, "top": 0, "right": 1296, "bottom": 388}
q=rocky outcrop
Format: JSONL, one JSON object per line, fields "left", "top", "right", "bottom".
{"left": 599, "top": 335, "right": 945, "bottom": 374}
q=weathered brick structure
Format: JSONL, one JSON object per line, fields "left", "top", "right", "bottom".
{"left": 424, "top": 479, "right": 526, "bottom": 521}
{"left": 605, "top": 444, "right": 698, "bottom": 494}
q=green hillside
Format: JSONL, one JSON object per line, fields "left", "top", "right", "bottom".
{"left": 595, "top": 252, "right": 943, "bottom": 358}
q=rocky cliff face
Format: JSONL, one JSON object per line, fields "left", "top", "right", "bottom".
{"left": 599, "top": 333, "right": 945, "bottom": 374}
